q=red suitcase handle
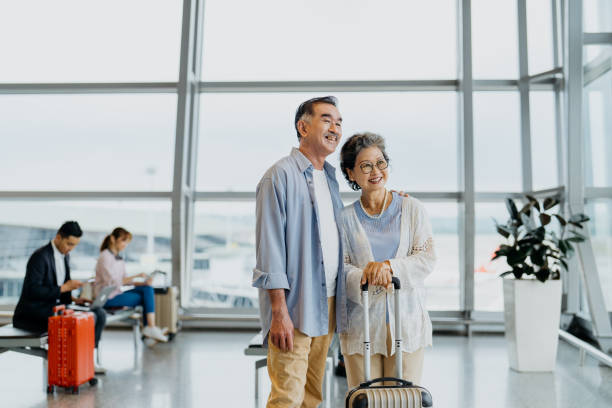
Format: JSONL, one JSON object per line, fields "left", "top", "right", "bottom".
{"left": 53, "top": 305, "right": 73, "bottom": 316}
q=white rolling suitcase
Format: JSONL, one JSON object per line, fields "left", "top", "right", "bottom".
{"left": 154, "top": 286, "right": 180, "bottom": 340}
{"left": 345, "top": 277, "right": 433, "bottom": 407}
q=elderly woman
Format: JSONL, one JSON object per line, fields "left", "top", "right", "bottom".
{"left": 338, "top": 132, "right": 435, "bottom": 389}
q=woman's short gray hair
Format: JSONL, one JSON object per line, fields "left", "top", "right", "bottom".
{"left": 340, "top": 132, "right": 390, "bottom": 191}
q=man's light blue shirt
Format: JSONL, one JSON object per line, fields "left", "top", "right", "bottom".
{"left": 252, "top": 148, "right": 348, "bottom": 343}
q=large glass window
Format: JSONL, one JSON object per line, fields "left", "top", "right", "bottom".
{"left": 584, "top": 45, "right": 612, "bottom": 65}
{"left": 190, "top": 201, "right": 256, "bottom": 308}
{"left": 426, "top": 202, "right": 460, "bottom": 311}
{"left": 474, "top": 202, "right": 509, "bottom": 311}
{"left": 0, "top": 200, "right": 171, "bottom": 304}
{"left": 586, "top": 199, "right": 612, "bottom": 311}
{"left": 472, "top": 0, "right": 519, "bottom": 79}
{"left": 189, "top": 200, "right": 460, "bottom": 311}
{"left": 473, "top": 92, "right": 522, "bottom": 191}
{"left": 583, "top": 69, "right": 612, "bottom": 187}
{"left": 197, "top": 92, "right": 458, "bottom": 192}
{"left": 201, "top": 0, "right": 457, "bottom": 81}
{"left": 0, "top": 1, "right": 576, "bottom": 322}
{"left": 0, "top": 1, "right": 182, "bottom": 83}
{"left": 527, "top": 0, "right": 555, "bottom": 74}
{"left": 584, "top": 0, "right": 612, "bottom": 32}
{"left": 0, "top": 94, "right": 176, "bottom": 191}
{"left": 530, "top": 91, "right": 559, "bottom": 190}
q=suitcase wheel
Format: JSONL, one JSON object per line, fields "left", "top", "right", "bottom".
{"left": 353, "top": 394, "right": 368, "bottom": 408}
{"left": 168, "top": 333, "right": 176, "bottom": 341}
{"left": 46, "top": 385, "right": 55, "bottom": 394}
{"left": 422, "top": 390, "right": 433, "bottom": 407}
{"left": 89, "top": 378, "right": 98, "bottom": 386}
{"left": 71, "top": 386, "right": 79, "bottom": 394}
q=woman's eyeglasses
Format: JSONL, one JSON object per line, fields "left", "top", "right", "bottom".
{"left": 359, "top": 159, "right": 388, "bottom": 174}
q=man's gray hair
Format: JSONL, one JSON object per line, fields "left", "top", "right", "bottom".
{"left": 294, "top": 96, "right": 338, "bottom": 141}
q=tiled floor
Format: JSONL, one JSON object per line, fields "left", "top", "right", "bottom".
{"left": 0, "top": 329, "right": 610, "bottom": 407}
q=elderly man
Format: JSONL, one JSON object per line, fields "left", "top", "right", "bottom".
{"left": 252, "top": 96, "right": 348, "bottom": 408}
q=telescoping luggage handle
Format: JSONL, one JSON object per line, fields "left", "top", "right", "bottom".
{"left": 361, "top": 276, "right": 406, "bottom": 385}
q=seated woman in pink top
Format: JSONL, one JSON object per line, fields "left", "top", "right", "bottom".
{"left": 94, "top": 227, "right": 168, "bottom": 343}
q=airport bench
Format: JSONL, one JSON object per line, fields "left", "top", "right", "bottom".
{"left": 96, "top": 306, "right": 143, "bottom": 365}
{"left": 244, "top": 332, "right": 338, "bottom": 408}
{"left": 0, "top": 324, "right": 49, "bottom": 390}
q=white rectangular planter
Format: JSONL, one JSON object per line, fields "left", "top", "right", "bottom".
{"left": 503, "top": 278, "right": 562, "bottom": 372}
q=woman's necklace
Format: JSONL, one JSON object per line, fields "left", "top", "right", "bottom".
{"left": 360, "top": 190, "right": 388, "bottom": 219}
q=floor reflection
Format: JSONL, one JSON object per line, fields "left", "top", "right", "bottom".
{"left": 0, "top": 329, "right": 609, "bottom": 408}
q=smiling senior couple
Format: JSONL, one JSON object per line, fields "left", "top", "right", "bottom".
{"left": 252, "top": 96, "right": 436, "bottom": 408}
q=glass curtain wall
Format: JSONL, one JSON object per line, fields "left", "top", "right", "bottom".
{"left": 193, "top": 1, "right": 461, "bottom": 312}
{"left": 1, "top": 0, "right": 581, "bottom": 322}
{"left": 192, "top": 0, "right": 562, "bottom": 317}
{"left": 583, "top": 0, "right": 612, "bottom": 312}
{"left": 0, "top": 1, "right": 182, "bottom": 306}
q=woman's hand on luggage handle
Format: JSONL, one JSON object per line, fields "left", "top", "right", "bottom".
{"left": 361, "top": 261, "right": 393, "bottom": 288}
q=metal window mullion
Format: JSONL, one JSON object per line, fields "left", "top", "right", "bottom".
{"left": 552, "top": 0, "right": 561, "bottom": 68}
{"left": 565, "top": 0, "right": 585, "bottom": 238}
{"left": 527, "top": 67, "right": 563, "bottom": 83}
{"left": 583, "top": 32, "right": 612, "bottom": 45}
{"left": 564, "top": 0, "right": 612, "bottom": 353}
{"left": 585, "top": 187, "right": 612, "bottom": 199}
{"left": 584, "top": 55, "right": 612, "bottom": 86}
{"left": 0, "top": 191, "right": 171, "bottom": 200}
{"left": 184, "top": 0, "right": 206, "bottom": 307}
{"left": 458, "top": 0, "right": 475, "bottom": 315}
{"left": 518, "top": 0, "right": 533, "bottom": 193}
{"left": 186, "top": 0, "right": 205, "bottom": 192}
{"left": 192, "top": 191, "right": 551, "bottom": 202}
{"left": 199, "top": 80, "right": 458, "bottom": 93}
{"left": 554, "top": 81, "right": 566, "bottom": 202}
{"left": 0, "top": 79, "right": 559, "bottom": 96}
{"left": 561, "top": 0, "right": 580, "bottom": 319}
{"left": 554, "top": 0, "right": 567, "bottom": 188}
{"left": 583, "top": 89, "right": 594, "bottom": 187}
{"left": 193, "top": 191, "right": 462, "bottom": 202}
{"left": 553, "top": 0, "right": 566, "bottom": 189}
{"left": 199, "top": 80, "right": 545, "bottom": 93}
{"left": 0, "top": 83, "right": 177, "bottom": 94}
{"left": 173, "top": 0, "right": 204, "bottom": 307}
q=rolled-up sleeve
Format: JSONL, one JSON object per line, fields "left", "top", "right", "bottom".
{"left": 252, "top": 176, "right": 290, "bottom": 290}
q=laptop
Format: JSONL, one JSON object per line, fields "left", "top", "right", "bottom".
{"left": 69, "top": 286, "right": 116, "bottom": 311}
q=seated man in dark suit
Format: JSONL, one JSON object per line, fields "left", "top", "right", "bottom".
{"left": 13, "top": 221, "right": 107, "bottom": 374}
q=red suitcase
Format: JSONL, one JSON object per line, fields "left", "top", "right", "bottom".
{"left": 47, "top": 305, "right": 97, "bottom": 394}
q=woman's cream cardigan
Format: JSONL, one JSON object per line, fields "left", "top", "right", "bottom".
{"left": 340, "top": 196, "right": 436, "bottom": 356}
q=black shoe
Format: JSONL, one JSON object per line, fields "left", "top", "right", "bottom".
{"left": 335, "top": 361, "right": 346, "bottom": 377}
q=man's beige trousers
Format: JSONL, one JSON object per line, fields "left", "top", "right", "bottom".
{"left": 266, "top": 297, "right": 336, "bottom": 408}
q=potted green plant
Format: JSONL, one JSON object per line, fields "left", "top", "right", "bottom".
{"left": 492, "top": 195, "right": 590, "bottom": 372}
